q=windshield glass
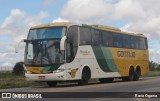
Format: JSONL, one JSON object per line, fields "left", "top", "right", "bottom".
{"left": 25, "top": 39, "right": 64, "bottom": 66}
{"left": 28, "top": 27, "right": 66, "bottom": 40}
{"left": 25, "top": 27, "right": 66, "bottom": 66}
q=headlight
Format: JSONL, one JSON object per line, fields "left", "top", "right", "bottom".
{"left": 25, "top": 70, "right": 32, "bottom": 74}
{"left": 53, "top": 69, "right": 64, "bottom": 73}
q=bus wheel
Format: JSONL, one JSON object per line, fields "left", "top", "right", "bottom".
{"left": 78, "top": 67, "right": 91, "bottom": 85}
{"left": 134, "top": 67, "right": 141, "bottom": 81}
{"left": 47, "top": 81, "right": 57, "bottom": 87}
{"left": 122, "top": 67, "right": 134, "bottom": 81}
{"left": 99, "top": 78, "right": 114, "bottom": 83}
{"left": 129, "top": 67, "right": 134, "bottom": 81}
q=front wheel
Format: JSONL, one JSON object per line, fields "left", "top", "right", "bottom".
{"left": 78, "top": 68, "right": 91, "bottom": 85}
{"left": 47, "top": 81, "right": 57, "bottom": 87}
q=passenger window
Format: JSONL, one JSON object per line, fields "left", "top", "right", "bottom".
{"left": 80, "top": 27, "right": 92, "bottom": 45}
{"left": 113, "top": 34, "right": 123, "bottom": 48}
{"left": 91, "top": 29, "right": 102, "bottom": 46}
{"left": 123, "top": 35, "right": 130, "bottom": 48}
{"left": 139, "top": 37, "right": 146, "bottom": 50}
{"left": 102, "top": 31, "right": 113, "bottom": 47}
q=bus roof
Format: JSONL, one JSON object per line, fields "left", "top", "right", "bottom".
{"left": 31, "top": 22, "right": 74, "bottom": 29}
{"left": 91, "top": 24, "right": 121, "bottom": 32}
{"left": 90, "top": 24, "right": 146, "bottom": 38}
{"left": 31, "top": 22, "right": 146, "bottom": 38}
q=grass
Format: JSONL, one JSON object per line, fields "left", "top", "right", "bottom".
{"left": 0, "top": 72, "right": 46, "bottom": 89}
{"left": 143, "top": 70, "right": 160, "bottom": 77}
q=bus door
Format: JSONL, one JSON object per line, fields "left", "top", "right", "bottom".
{"left": 65, "top": 42, "right": 80, "bottom": 80}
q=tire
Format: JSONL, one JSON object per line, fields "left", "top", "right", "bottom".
{"left": 99, "top": 78, "right": 114, "bottom": 83}
{"left": 129, "top": 67, "right": 134, "bottom": 81}
{"left": 122, "top": 67, "right": 135, "bottom": 81}
{"left": 134, "top": 67, "right": 141, "bottom": 81}
{"left": 78, "top": 67, "right": 91, "bottom": 85}
{"left": 47, "top": 81, "right": 57, "bottom": 87}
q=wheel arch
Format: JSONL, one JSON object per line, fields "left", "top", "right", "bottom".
{"left": 80, "top": 64, "right": 91, "bottom": 79}
{"left": 136, "top": 65, "right": 141, "bottom": 76}
{"left": 129, "top": 65, "right": 135, "bottom": 72}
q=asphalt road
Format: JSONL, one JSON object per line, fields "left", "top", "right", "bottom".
{"left": 0, "top": 76, "right": 160, "bottom": 101}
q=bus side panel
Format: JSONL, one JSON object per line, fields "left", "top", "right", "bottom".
{"left": 65, "top": 60, "right": 81, "bottom": 80}
{"left": 110, "top": 48, "right": 149, "bottom": 77}
{"left": 76, "top": 46, "right": 99, "bottom": 78}
{"left": 67, "top": 45, "right": 149, "bottom": 79}
{"left": 88, "top": 46, "right": 121, "bottom": 78}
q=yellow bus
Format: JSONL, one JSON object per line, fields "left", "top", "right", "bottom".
{"left": 22, "top": 22, "right": 149, "bottom": 86}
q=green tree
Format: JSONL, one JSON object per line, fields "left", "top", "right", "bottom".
{"left": 149, "top": 61, "right": 157, "bottom": 71}
{"left": 12, "top": 62, "right": 24, "bottom": 75}
{"left": 156, "top": 64, "right": 160, "bottom": 71}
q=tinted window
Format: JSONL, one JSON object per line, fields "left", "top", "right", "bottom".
{"left": 113, "top": 33, "right": 123, "bottom": 48}
{"left": 145, "top": 38, "right": 148, "bottom": 49}
{"left": 91, "top": 29, "right": 102, "bottom": 46}
{"left": 123, "top": 35, "right": 130, "bottom": 48}
{"left": 139, "top": 37, "right": 147, "bottom": 50}
{"left": 79, "top": 27, "right": 148, "bottom": 50}
{"left": 28, "top": 27, "right": 65, "bottom": 40}
{"left": 66, "top": 26, "right": 78, "bottom": 62}
{"left": 67, "top": 26, "right": 78, "bottom": 46}
{"left": 130, "top": 36, "right": 137, "bottom": 49}
{"left": 102, "top": 31, "right": 113, "bottom": 47}
{"left": 80, "top": 27, "right": 92, "bottom": 45}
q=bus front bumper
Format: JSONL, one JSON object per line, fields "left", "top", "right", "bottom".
{"left": 25, "top": 72, "right": 67, "bottom": 81}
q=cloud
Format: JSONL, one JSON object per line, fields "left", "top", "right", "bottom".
{"left": 60, "top": 0, "right": 160, "bottom": 62}
{"left": 149, "top": 48, "right": 160, "bottom": 63}
{"left": 0, "top": 9, "right": 49, "bottom": 68}
{"left": 25, "top": 11, "right": 49, "bottom": 27}
{"left": 61, "top": 0, "right": 160, "bottom": 40}
{"left": 52, "top": 17, "right": 69, "bottom": 23}
{"left": 1, "top": 9, "right": 26, "bottom": 28}
{"left": 117, "top": 0, "right": 160, "bottom": 41}
{"left": 61, "top": 0, "right": 113, "bottom": 22}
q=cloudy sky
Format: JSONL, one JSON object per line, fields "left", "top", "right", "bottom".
{"left": 0, "top": 0, "right": 160, "bottom": 68}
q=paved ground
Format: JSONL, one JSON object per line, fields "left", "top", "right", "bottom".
{"left": 0, "top": 76, "right": 160, "bottom": 101}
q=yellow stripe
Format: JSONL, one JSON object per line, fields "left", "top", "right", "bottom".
{"left": 26, "top": 66, "right": 44, "bottom": 74}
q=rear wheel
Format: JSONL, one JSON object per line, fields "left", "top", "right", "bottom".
{"left": 47, "top": 81, "right": 57, "bottom": 87}
{"left": 122, "top": 67, "right": 135, "bottom": 81}
{"left": 134, "top": 67, "right": 141, "bottom": 81}
{"left": 99, "top": 78, "right": 114, "bottom": 83}
{"left": 78, "top": 67, "right": 91, "bottom": 85}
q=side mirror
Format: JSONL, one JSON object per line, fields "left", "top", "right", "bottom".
{"left": 60, "top": 36, "right": 66, "bottom": 51}
{"left": 15, "top": 39, "right": 25, "bottom": 53}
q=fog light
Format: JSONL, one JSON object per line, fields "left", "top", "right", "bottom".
{"left": 25, "top": 70, "right": 32, "bottom": 74}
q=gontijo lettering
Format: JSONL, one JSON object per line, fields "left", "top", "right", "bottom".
{"left": 117, "top": 51, "right": 136, "bottom": 58}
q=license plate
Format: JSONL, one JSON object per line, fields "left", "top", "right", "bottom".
{"left": 38, "top": 76, "right": 45, "bottom": 80}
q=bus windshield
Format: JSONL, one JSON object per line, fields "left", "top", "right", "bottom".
{"left": 25, "top": 27, "right": 66, "bottom": 66}
{"left": 28, "top": 27, "right": 66, "bottom": 40}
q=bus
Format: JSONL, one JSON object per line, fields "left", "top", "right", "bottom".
{"left": 23, "top": 22, "right": 149, "bottom": 87}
